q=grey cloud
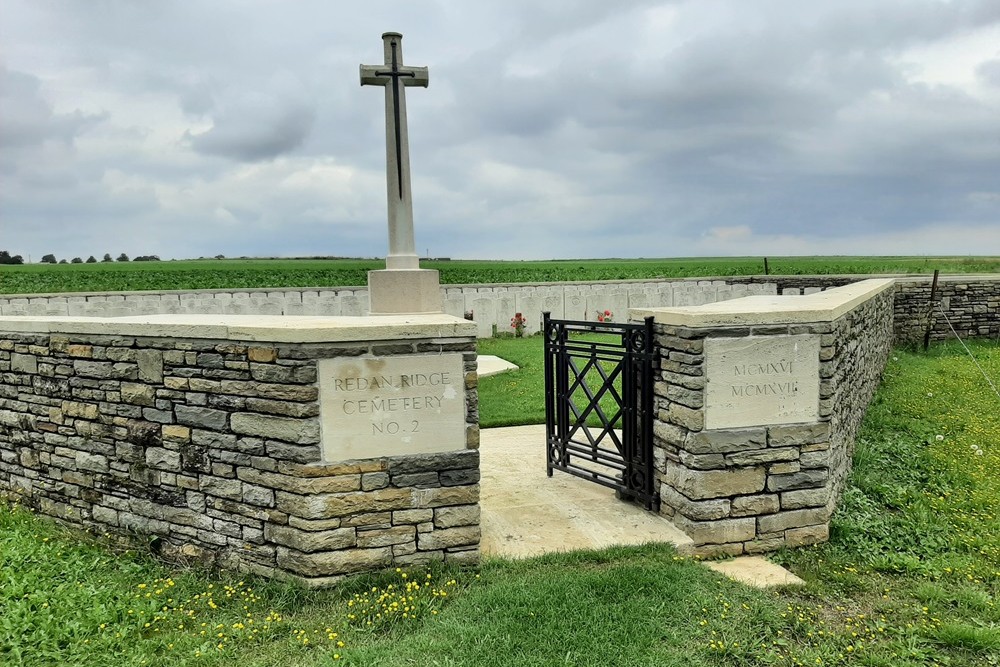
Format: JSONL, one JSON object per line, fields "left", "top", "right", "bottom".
{"left": 0, "top": 68, "right": 107, "bottom": 151}
{"left": 185, "top": 88, "right": 316, "bottom": 162}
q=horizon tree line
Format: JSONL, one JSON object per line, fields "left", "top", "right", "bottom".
{"left": 1, "top": 251, "right": 160, "bottom": 265}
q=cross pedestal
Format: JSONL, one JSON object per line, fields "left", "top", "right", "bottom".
{"left": 361, "top": 32, "right": 442, "bottom": 315}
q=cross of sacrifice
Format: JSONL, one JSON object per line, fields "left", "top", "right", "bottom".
{"left": 360, "top": 32, "right": 428, "bottom": 271}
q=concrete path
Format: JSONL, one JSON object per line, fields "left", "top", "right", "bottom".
{"left": 479, "top": 424, "right": 693, "bottom": 558}
{"left": 478, "top": 424, "right": 804, "bottom": 588}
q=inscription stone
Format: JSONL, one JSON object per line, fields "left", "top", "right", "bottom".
{"left": 318, "top": 354, "right": 465, "bottom": 461}
{"left": 705, "top": 335, "right": 819, "bottom": 429}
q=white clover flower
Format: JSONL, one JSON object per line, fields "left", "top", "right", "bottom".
{"left": 935, "top": 435, "right": 944, "bottom": 441}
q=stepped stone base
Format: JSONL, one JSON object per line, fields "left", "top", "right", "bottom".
{"left": 369, "top": 269, "right": 442, "bottom": 315}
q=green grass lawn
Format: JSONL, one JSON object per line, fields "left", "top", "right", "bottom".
{"left": 2, "top": 340, "right": 998, "bottom": 665}
{"left": 1, "top": 255, "right": 998, "bottom": 295}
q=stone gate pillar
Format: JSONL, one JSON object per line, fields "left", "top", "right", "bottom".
{"left": 631, "top": 279, "right": 895, "bottom": 556}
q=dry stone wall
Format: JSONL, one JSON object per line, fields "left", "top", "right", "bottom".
{"left": 642, "top": 280, "right": 895, "bottom": 556}
{"left": 0, "top": 321, "right": 480, "bottom": 586}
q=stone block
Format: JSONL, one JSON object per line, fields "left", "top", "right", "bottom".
{"left": 665, "top": 464, "right": 765, "bottom": 500}
{"left": 175, "top": 405, "right": 229, "bottom": 431}
{"left": 730, "top": 494, "right": 780, "bottom": 517}
{"left": 726, "top": 447, "right": 798, "bottom": 466}
{"left": 757, "top": 507, "right": 831, "bottom": 534}
{"left": 684, "top": 428, "right": 765, "bottom": 454}
{"left": 76, "top": 451, "right": 108, "bottom": 473}
{"left": 199, "top": 476, "right": 243, "bottom": 500}
{"left": 394, "top": 508, "right": 433, "bottom": 524}
{"left": 652, "top": 421, "right": 686, "bottom": 447}
{"left": 768, "top": 422, "right": 830, "bottom": 446}
{"left": 433, "top": 504, "right": 480, "bottom": 528}
{"left": 62, "top": 400, "right": 99, "bottom": 420}
{"left": 411, "top": 484, "right": 479, "bottom": 508}
{"left": 678, "top": 451, "right": 726, "bottom": 470}
{"left": 276, "top": 546, "right": 393, "bottom": 577}
{"left": 231, "top": 413, "right": 320, "bottom": 445}
{"left": 356, "top": 525, "right": 416, "bottom": 548}
{"left": 11, "top": 353, "right": 37, "bottom": 374}
{"left": 799, "top": 449, "right": 830, "bottom": 468}
{"left": 660, "top": 486, "right": 731, "bottom": 520}
{"left": 242, "top": 483, "right": 275, "bottom": 507}
{"left": 137, "top": 349, "right": 164, "bottom": 383}
{"left": 766, "top": 469, "right": 829, "bottom": 492}
{"left": 361, "top": 472, "right": 390, "bottom": 491}
{"left": 672, "top": 515, "right": 755, "bottom": 545}
{"left": 121, "top": 382, "right": 155, "bottom": 406}
{"left": 780, "top": 487, "right": 829, "bottom": 509}
{"left": 145, "top": 447, "right": 181, "bottom": 471}
{"left": 238, "top": 468, "right": 360, "bottom": 494}
{"left": 666, "top": 402, "right": 703, "bottom": 431}
{"left": 785, "top": 524, "right": 829, "bottom": 547}
{"left": 416, "top": 525, "right": 480, "bottom": 550}
{"left": 162, "top": 424, "right": 191, "bottom": 443}
{"left": 265, "top": 524, "right": 356, "bottom": 552}
{"left": 275, "top": 488, "right": 413, "bottom": 519}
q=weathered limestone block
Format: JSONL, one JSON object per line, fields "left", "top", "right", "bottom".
{"left": 660, "top": 486, "right": 731, "bottom": 520}
{"left": 780, "top": 487, "right": 829, "bottom": 509}
{"left": 276, "top": 546, "right": 393, "bottom": 577}
{"left": 766, "top": 469, "right": 829, "bottom": 492}
{"left": 730, "top": 494, "right": 780, "bottom": 517}
{"left": 665, "top": 464, "right": 765, "bottom": 500}
{"left": 433, "top": 504, "right": 481, "bottom": 528}
{"left": 237, "top": 468, "right": 360, "bottom": 494}
{"left": 411, "top": 484, "right": 479, "bottom": 508}
{"left": 145, "top": 447, "right": 181, "bottom": 471}
{"left": 199, "top": 475, "right": 242, "bottom": 500}
{"left": 231, "top": 413, "right": 320, "bottom": 444}
{"left": 356, "top": 525, "right": 416, "bottom": 548}
{"left": 265, "top": 524, "right": 356, "bottom": 552}
{"left": 756, "top": 507, "right": 831, "bottom": 534}
{"left": 672, "top": 515, "right": 755, "bottom": 545}
{"left": 121, "top": 382, "right": 155, "bottom": 406}
{"left": 11, "top": 353, "right": 38, "bottom": 374}
{"left": 275, "top": 488, "right": 413, "bottom": 519}
{"left": 685, "top": 428, "right": 765, "bottom": 454}
{"left": 768, "top": 422, "right": 830, "bottom": 446}
{"left": 175, "top": 405, "right": 229, "bottom": 431}
{"left": 416, "top": 525, "right": 480, "bottom": 550}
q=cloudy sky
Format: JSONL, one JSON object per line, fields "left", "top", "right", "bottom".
{"left": 2, "top": 0, "right": 999, "bottom": 261}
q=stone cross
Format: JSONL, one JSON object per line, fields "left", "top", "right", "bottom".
{"left": 361, "top": 32, "right": 428, "bottom": 271}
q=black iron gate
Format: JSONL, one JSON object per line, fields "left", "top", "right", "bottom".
{"left": 543, "top": 312, "right": 659, "bottom": 511}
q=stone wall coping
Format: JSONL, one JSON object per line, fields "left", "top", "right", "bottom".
{"left": 630, "top": 278, "right": 897, "bottom": 327}
{"left": 0, "top": 313, "right": 476, "bottom": 342}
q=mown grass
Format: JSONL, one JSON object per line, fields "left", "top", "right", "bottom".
{"left": 2, "top": 340, "right": 998, "bottom": 665}
{"left": 1, "top": 255, "right": 997, "bottom": 295}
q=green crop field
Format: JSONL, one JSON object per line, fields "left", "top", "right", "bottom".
{"left": 1, "top": 256, "right": 998, "bottom": 295}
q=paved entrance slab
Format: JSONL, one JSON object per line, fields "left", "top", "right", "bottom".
{"left": 478, "top": 425, "right": 805, "bottom": 589}
{"left": 479, "top": 424, "right": 694, "bottom": 558}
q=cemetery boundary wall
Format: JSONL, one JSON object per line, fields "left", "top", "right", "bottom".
{"left": 0, "top": 314, "right": 481, "bottom": 587}
{"left": 636, "top": 279, "right": 896, "bottom": 556}
{"left": 0, "top": 274, "right": 995, "bottom": 343}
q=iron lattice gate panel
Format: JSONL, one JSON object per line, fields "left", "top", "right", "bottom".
{"left": 543, "top": 313, "right": 659, "bottom": 511}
